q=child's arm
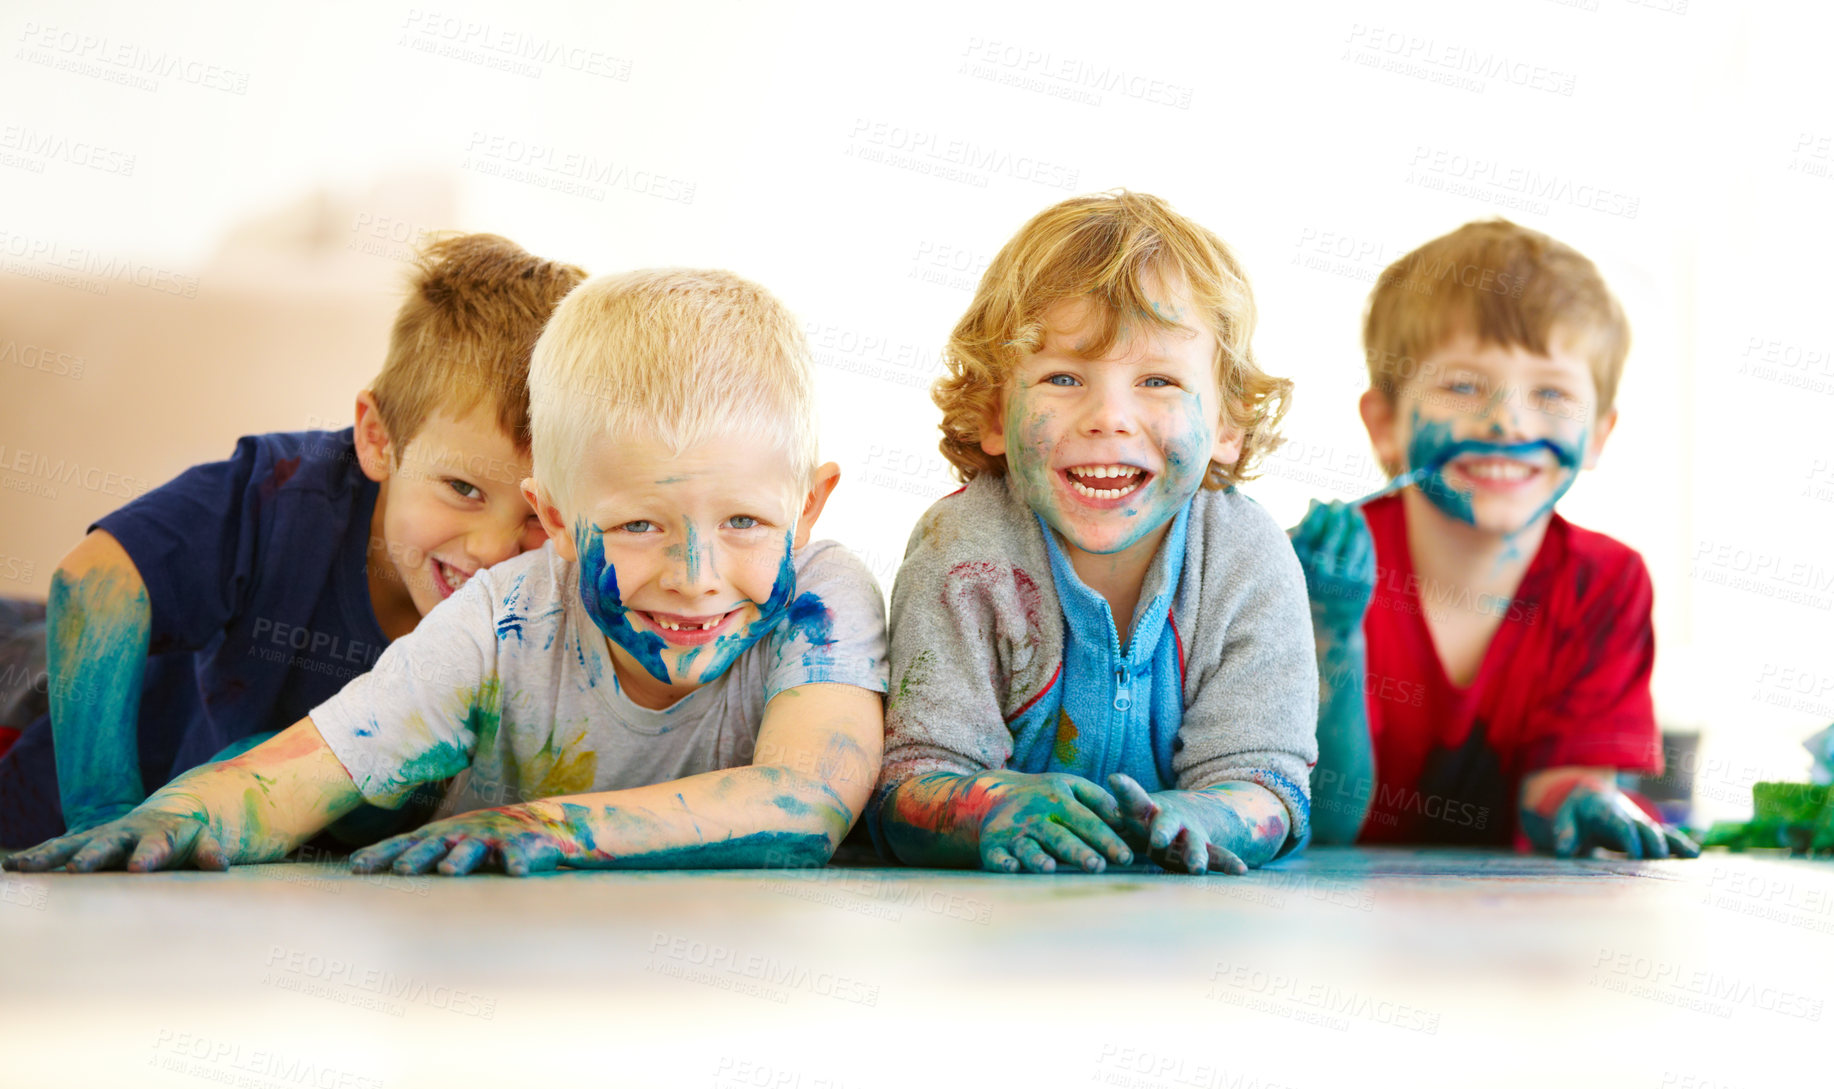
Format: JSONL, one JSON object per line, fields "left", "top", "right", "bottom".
{"left": 2, "top": 718, "right": 363, "bottom": 872}
{"left": 46, "top": 530, "right": 153, "bottom": 832}
{"left": 349, "top": 682, "right": 884, "bottom": 876}
{"left": 1518, "top": 767, "right": 1699, "bottom": 860}
{"left": 876, "top": 769, "right": 1132, "bottom": 874}
{"left": 1289, "top": 500, "right": 1378, "bottom": 845}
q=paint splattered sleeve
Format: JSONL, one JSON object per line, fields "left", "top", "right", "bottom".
{"left": 309, "top": 569, "right": 504, "bottom": 808}
{"left": 1172, "top": 489, "right": 1321, "bottom": 851}
{"left": 875, "top": 477, "right": 1063, "bottom": 800}
{"left": 763, "top": 541, "right": 890, "bottom": 700}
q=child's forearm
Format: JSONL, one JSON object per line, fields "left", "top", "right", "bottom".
{"left": 139, "top": 721, "right": 366, "bottom": 862}
{"left": 517, "top": 763, "right": 861, "bottom": 869}
{"left": 876, "top": 771, "right": 1003, "bottom": 868}
{"left": 47, "top": 549, "right": 152, "bottom": 831}
{"left": 1308, "top": 627, "right": 1374, "bottom": 845}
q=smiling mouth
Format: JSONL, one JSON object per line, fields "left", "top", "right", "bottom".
{"left": 1062, "top": 464, "right": 1150, "bottom": 501}
{"left": 1446, "top": 455, "right": 1545, "bottom": 489}
{"left": 431, "top": 558, "right": 474, "bottom": 598}
{"left": 638, "top": 608, "right": 741, "bottom": 646}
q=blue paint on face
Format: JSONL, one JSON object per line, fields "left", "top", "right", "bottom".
{"left": 574, "top": 521, "right": 800, "bottom": 690}
{"left": 573, "top": 518, "right": 671, "bottom": 684}
{"left": 1405, "top": 407, "right": 1584, "bottom": 527}
{"left": 683, "top": 520, "right": 702, "bottom": 584}
{"left": 688, "top": 530, "right": 799, "bottom": 682}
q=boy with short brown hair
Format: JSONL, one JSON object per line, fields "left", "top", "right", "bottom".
{"left": 1296, "top": 218, "right": 1696, "bottom": 858}
{"left": 0, "top": 233, "right": 585, "bottom": 847}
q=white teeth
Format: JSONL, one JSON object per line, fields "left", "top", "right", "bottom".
{"left": 655, "top": 615, "right": 723, "bottom": 632}
{"left": 1070, "top": 478, "right": 1142, "bottom": 500}
{"left": 1460, "top": 460, "right": 1535, "bottom": 482}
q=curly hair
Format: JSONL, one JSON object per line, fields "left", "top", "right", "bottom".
{"left": 933, "top": 190, "right": 1290, "bottom": 488}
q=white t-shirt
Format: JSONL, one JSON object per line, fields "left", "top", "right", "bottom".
{"left": 312, "top": 539, "right": 888, "bottom": 819}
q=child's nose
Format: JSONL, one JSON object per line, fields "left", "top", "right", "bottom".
{"left": 1079, "top": 385, "right": 1137, "bottom": 436}
{"left": 660, "top": 541, "right": 721, "bottom": 596}
{"left": 1479, "top": 389, "right": 1527, "bottom": 440}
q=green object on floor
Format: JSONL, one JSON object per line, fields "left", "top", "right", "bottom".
{"left": 1698, "top": 782, "right": 1833, "bottom": 855}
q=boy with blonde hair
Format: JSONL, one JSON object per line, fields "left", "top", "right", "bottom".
{"left": 6, "top": 269, "right": 888, "bottom": 875}
{"left": 0, "top": 234, "right": 583, "bottom": 847}
{"left": 871, "top": 192, "right": 1318, "bottom": 876}
{"left": 1294, "top": 219, "right": 1696, "bottom": 859}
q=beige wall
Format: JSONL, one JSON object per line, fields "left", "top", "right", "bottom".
{"left": 0, "top": 257, "right": 408, "bottom": 597}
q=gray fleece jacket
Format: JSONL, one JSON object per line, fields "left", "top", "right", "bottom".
{"left": 871, "top": 472, "right": 1320, "bottom": 852}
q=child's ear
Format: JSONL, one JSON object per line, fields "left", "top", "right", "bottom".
{"left": 1358, "top": 388, "right": 1402, "bottom": 477}
{"left": 1582, "top": 407, "right": 1619, "bottom": 470}
{"left": 1210, "top": 418, "right": 1245, "bottom": 473}
{"left": 522, "top": 478, "right": 576, "bottom": 560}
{"left": 793, "top": 462, "right": 843, "bottom": 551}
{"left": 977, "top": 393, "right": 1008, "bottom": 458}
{"left": 352, "top": 391, "right": 396, "bottom": 483}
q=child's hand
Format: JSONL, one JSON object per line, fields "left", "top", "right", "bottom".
{"left": 63, "top": 803, "right": 143, "bottom": 836}
{"left": 1529, "top": 780, "right": 1700, "bottom": 860}
{"left": 350, "top": 806, "right": 569, "bottom": 877}
{"left": 1288, "top": 499, "right": 1375, "bottom": 636}
{"left": 1109, "top": 773, "right": 1256, "bottom": 876}
{"left": 1, "top": 807, "right": 229, "bottom": 873}
{"left": 974, "top": 771, "right": 1133, "bottom": 874}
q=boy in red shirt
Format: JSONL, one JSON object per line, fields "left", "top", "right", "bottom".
{"left": 1294, "top": 219, "right": 1697, "bottom": 858}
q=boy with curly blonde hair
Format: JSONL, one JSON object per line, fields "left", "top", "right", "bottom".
{"left": 870, "top": 191, "right": 1318, "bottom": 876}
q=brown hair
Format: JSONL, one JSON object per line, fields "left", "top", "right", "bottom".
{"left": 934, "top": 190, "right": 1290, "bottom": 488}
{"left": 1363, "top": 218, "right": 1630, "bottom": 413}
{"left": 370, "top": 232, "right": 587, "bottom": 455}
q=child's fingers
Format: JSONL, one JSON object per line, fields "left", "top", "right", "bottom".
{"left": 1207, "top": 842, "right": 1250, "bottom": 877}
{"left": 981, "top": 844, "right": 1020, "bottom": 874}
{"left": 350, "top": 833, "right": 420, "bottom": 874}
{"left": 5, "top": 834, "right": 87, "bottom": 872}
{"left": 126, "top": 822, "right": 193, "bottom": 872}
{"left": 66, "top": 828, "right": 135, "bottom": 873}
{"left": 1632, "top": 818, "right": 1669, "bottom": 860}
{"left": 1031, "top": 821, "right": 1106, "bottom": 873}
{"left": 1551, "top": 802, "right": 1580, "bottom": 858}
{"left": 1013, "top": 836, "right": 1056, "bottom": 874}
{"left": 437, "top": 837, "right": 490, "bottom": 876}
{"left": 1593, "top": 808, "right": 1642, "bottom": 859}
{"left": 1163, "top": 827, "right": 1207, "bottom": 874}
{"left": 191, "top": 829, "right": 230, "bottom": 872}
{"left": 1070, "top": 777, "right": 1124, "bottom": 828}
{"left": 1663, "top": 826, "right": 1701, "bottom": 859}
{"left": 502, "top": 835, "right": 562, "bottom": 877}
{"left": 391, "top": 835, "right": 456, "bottom": 875}
{"left": 1105, "top": 773, "right": 1156, "bottom": 820}
{"left": 1059, "top": 801, "right": 1134, "bottom": 865}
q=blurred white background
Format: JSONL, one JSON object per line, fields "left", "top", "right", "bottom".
{"left": 1, "top": 0, "right": 1829, "bottom": 818}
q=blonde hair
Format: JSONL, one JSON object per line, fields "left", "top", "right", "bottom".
{"left": 529, "top": 268, "right": 818, "bottom": 513}
{"left": 935, "top": 190, "right": 1290, "bottom": 488}
{"left": 1363, "top": 218, "right": 1630, "bottom": 414}
{"left": 370, "top": 232, "right": 586, "bottom": 454}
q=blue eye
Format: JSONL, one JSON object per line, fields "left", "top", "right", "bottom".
{"left": 728, "top": 515, "right": 759, "bottom": 530}
{"left": 1534, "top": 387, "right": 1571, "bottom": 402}
{"left": 1446, "top": 380, "right": 1479, "bottom": 396}
{"left": 619, "top": 520, "right": 655, "bottom": 533}
{"left": 1141, "top": 376, "right": 1172, "bottom": 388}
{"left": 1045, "top": 373, "right": 1080, "bottom": 387}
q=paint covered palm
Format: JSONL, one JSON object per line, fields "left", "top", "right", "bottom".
{"left": 1288, "top": 499, "right": 1375, "bottom": 636}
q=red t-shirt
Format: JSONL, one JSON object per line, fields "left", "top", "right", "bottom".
{"left": 1356, "top": 494, "right": 1663, "bottom": 845}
